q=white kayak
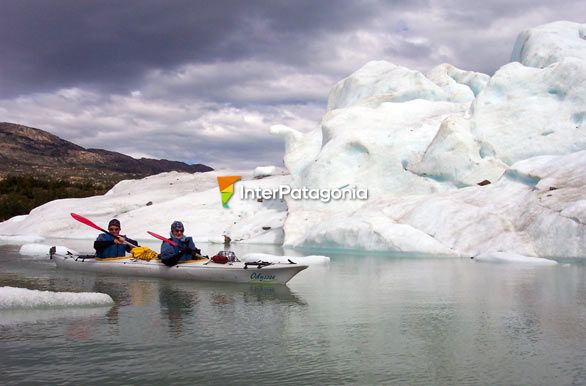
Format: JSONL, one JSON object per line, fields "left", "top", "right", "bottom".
{"left": 50, "top": 251, "right": 308, "bottom": 285}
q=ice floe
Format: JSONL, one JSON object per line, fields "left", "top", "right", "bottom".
{"left": 0, "top": 287, "right": 114, "bottom": 309}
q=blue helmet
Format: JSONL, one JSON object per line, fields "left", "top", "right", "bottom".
{"left": 171, "top": 221, "right": 184, "bottom": 231}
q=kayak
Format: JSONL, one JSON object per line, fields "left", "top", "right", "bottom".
{"left": 49, "top": 250, "right": 308, "bottom": 285}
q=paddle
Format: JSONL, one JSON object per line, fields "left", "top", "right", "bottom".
{"left": 147, "top": 230, "right": 178, "bottom": 247}
{"left": 148, "top": 230, "right": 207, "bottom": 261}
{"left": 70, "top": 212, "right": 138, "bottom": 248}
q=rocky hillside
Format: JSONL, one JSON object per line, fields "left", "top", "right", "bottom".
{"left": 0, "top": 122, "right": 213, "bottom": 182}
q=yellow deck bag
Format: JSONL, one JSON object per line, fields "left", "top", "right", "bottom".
{"left": 130, "top": 246, "right": 159, "bottom": 261}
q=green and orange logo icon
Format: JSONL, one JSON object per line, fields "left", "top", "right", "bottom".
{"left": 217, "top": 176, "right": 241, "bottom": 208}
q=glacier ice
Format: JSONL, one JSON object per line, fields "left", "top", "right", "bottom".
{"left": 272, "top": 20, "right": 586, "bottom": 260}
{"left": 512, "top": 21, "right": 586, "bottom": 68}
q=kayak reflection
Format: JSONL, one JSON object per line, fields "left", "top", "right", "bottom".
{"left": 157, "top": 281, "right": 306, "bottom": 335}
{"left": 159, "top": 284, "right": 199, "bottom": 336}
{"left": 159, "top": 281, "right": 305, "bottom": 306}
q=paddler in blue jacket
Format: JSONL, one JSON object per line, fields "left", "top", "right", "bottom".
{"left": 160, "top": 221, "right": 201, "bottom": 266}
{"left": 93, "top": 219, "right": 138, "bottom": 258}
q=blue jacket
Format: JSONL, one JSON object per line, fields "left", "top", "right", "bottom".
{"left": 160, "top": 236, "right": 197, "bottom": 266}
{"left": 94, "top": 233, "right": 136, "bottom": 258}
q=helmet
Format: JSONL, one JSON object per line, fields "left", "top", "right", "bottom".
{"left": 170, "top": 221, "right": 184, "bottom": 231}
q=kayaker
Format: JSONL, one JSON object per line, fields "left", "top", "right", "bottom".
{"left": 93, "top": 219, "right": 138, "bottom": 258}
{"left": 160, "top": 221, "right": 201, "bottom": 266}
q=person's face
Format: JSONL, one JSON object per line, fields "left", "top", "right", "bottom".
{"left": 172, "top": 228, "right": 184, "bottom": 238}
{"left": 109, "top": 225, "right": 121, "bottom": 235}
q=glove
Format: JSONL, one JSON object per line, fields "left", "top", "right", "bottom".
{"left": 162, "top": 253, "right": 180, "bottom": 267}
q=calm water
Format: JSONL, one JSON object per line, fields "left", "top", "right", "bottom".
{"left": 1, "top": 241, "right": 586, "bottom": 385}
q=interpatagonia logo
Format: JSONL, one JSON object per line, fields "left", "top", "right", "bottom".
{"left": 240, "top": 184, "right": 368, "bottom": 203}
{"left": 217, "top": 176, "right": 241, "bottom": 208}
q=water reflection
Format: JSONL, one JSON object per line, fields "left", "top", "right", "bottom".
{"left": 159, "top": 284, "right": 198, "bottom": 336}
{"left": 155, "top": 281, "right": 305, "bottom": 336}
{"left": 0, "top": 307, "right": 111, "bottom": 327}
{"left": 242, "top": 284, "right": 305, "bottom": 305}
{"left": 4, "top": 244, "right": 586, "bottom": 385}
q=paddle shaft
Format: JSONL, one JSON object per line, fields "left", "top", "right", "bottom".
{"left": 148, "top": 230, "right": 206, "bottom": 259}
{"left": 147, "top": 231, "right": 179, "bottom": 247}
{"left": 70, "top": 213, "right": 138, "bottom": 248}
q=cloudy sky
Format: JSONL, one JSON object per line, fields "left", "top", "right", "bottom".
{"left": 0, "top": 1, "right": 583, "bottom": 169}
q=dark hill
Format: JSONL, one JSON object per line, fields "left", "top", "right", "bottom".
{"left": 0, "top": 122, "right": 214, "bottom": 221}
{"left": 0, "top": 122, "right": 213, "bottom": 182}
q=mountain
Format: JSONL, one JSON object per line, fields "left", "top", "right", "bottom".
{"left": 0, "top": 122, "right": 213, "bottom": 182}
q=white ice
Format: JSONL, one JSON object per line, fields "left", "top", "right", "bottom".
{"left": 0, "top": 286, "right": 114, "bottom": 309}
{"left": 512, "top": 21, "right": 586, "bottom": 68}
{"left": 270, "top": 20, "right": 586, "bottom": 259}
{"left": 19, "top": 244, "right": 78, "bottom": 257}
{"left": 0, "top": 234, "right": 45, "bottom": 244}
{"left": 474, "top": 252, "right": 558, "bottom": 265}
{"left": 253, "top": 165, "right": 287, "bottom": 178}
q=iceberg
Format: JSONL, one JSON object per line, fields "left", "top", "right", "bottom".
{"left": 271, "top": 20, "right": 586, "bottom": 258}
{"left": 0, "top": 286, "right": 114, "bottom": 309}
{"left": 512, "top": 21, "right": 586, "bottom": 68}
{"left": 0, "top": 234, "right": 45, "bottom": 244}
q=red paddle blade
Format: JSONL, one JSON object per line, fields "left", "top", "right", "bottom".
{"left": 71, "top": 212, "right": 104, "bottom": 232}
{"left": 147, "top": 231, "right": 178, "bottom": 246}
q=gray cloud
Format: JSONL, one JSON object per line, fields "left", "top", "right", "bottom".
{"left": 0, "top": 0, "right": 380, "bottom": 98}
{"left": 0, "top": 88, "right": 323, "bottom": 168}
{"left": 0, "top": 0, "right": 584, "bottom": 169}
